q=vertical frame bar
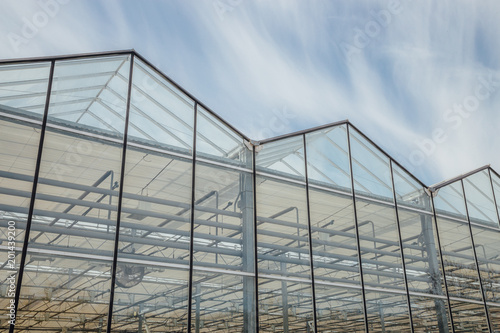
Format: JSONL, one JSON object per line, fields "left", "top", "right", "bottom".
{"left": 302, "top": 134, "right": 318, "bottom": 332}
{"left": 187, "top": 102, "right": 198, "bottom": 333}
{"left": 487, "top": 168, "right": 500, "bottom": 225}
{"left": 106, "top": 52, "right": 135, "bottom": 332}
{"left": 346, "top": 123, "right": 369, "bottom": 332}
{"left": 9, "top": 60, "right": 55, "bottom": 333}
{"left": 461, "top": 179, "right": 493, "bottom": 332}
{"left": 389, "top": 160, "right": 414, "bottom": 332}
{"left": 430, "top": 194, "right": 456, "bottom": 333}
{"left": 252, "top": 145, "right": 260, "bottom": 332}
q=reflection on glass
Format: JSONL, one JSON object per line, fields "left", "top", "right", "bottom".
{"left": 48, "top": 56, "right": 130, "bottom": 134}
{"left": 433, "top": 181, "right": 467, "bottom": 220}
{"left": 258, "top": 278, "right": 314, "bottom": 332}
{"left": 305, "top": 125, "right": 351, "bottom": 191}
{"left": 129, "top": 58, "right": 194, "bottom": 153}
{"left": 119, "top": 148, "right": 192, "bottom": 263}
{"left": 193, "top": 162, "right": 254, "bottom": 271}
{"left": 196, "top": 106, "right": 251, "bottom": 168}
{"left": 256, "top": 176, "right": 311, "bottom": 279}
{"left": 191, "top": 271, "right": 255, "bottom": 332}
{"left": 349, "top": 127, "right": 393, "bottom": 200}
{"left": 256, "top": 135, "right": 305, "bottom": 181}
{"left": 112, "top": 263, "right": 189, "bottom": 332}
{"left": 463, "top": 170, "right": 498, "bottom": 226}
{"left": 435, "top": 215, "right": 484, "bottom": 301}
{"left": 392, "top": 163, "right": 430, "bottom": 211}
{"left": 308, "top": 188, "right": 361, "bottom": 286}
{"left": 0, "top": 61, "right": 51, "bottom": 116}
{"left": 355, "top": 199, "right": 406, "bottom": 290}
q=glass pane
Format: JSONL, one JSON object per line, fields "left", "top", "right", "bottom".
{"left": 193, "top": 162, "right": 254, "bottom": 272}
{"left": 397, "top": 208, "right": 447, "bottom": 295}
{"left": 433, "top": 181, "right": 467, "bottom": 220}
{"left": 349, "top": 128, "right": 393, "bottom": 201}
{"left": 0, "top": 119, "right": 42, "bottom": 330}
{"left": 305, "top": 125, "right": 351, "bottom": 191}
{"left": 258, "top": 278, "right": 314, "bottom": 332}
{"left": 256, "top": 135, "right": 305, "bottom": 181}
{"left": 364, "top": 291, "right": 411, "bottom": 332}
{"left": 256, "top": 176, "right": 311, "bottom": 279}
{"left": 118, "top": 147, "right": 192, "bottom": 263}
{"left": 356, "top": 199, "right": 406, "bottom": 290}
{"left": 26, "top": 130, "right": 122, "bottom": 254}
{"left": 449, "top": 300, "right": 489, "bottom": 332}
{"left": 15, "top": 55, "right": 130, "bottom": 330}
{"left": 196, "top": 107, "right": 251, "bottom": 168}
{"left": 469, "top": 223, "right": 500, "bottom": 331}
{"left": 129, "top": 58, "right": 194, "bottom": 154}
{"left": 315, "top": 284, "right": 365, "bottom": 332}
{"left": 49, "top": 55, "right": 130, "bottom": 135}
{"left": 0, "top": 61, "right": 51, "bottom": 116}
{"left": 191, "top": 271, "right": 256, "bottom": 332}
{"left": 409, "top": 295, "right": 452, "bottom": 332}
{"left": 393, "top": 163, "right": 430, "bottom": 211}
{"left": 308, "top": 188, "right": 361, "bottom": 287}
{"left": 15, "top": 253, "right": 111, "bottom": 331}
{"left": 463, "top": 170, "right": 498, "bottom": 227}
{"left": 435, "top": 215, "right": 484, "bottom": 301}
{"left": 112, "top": 263, "right": 189, "bottom": 332}
{"left": 492, "top": 172, "right": 500, "bottom": 221}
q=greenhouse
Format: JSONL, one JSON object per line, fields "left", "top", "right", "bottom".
{"left": 0, "top": 51, "right": 499, "bottom": 332}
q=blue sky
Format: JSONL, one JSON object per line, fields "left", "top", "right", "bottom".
{"left": 1, "top": 0, "right": 499, "bottom": 185}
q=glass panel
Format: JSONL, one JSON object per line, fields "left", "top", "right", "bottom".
{"left": 256, "top": 176, "right": 311, "bottom": 279}
{"left": 435, "top": 215, "right": 484, "bottom": 301}
{"left": 433, "top": 181, "right": 467, "bottom": 220}
{"left": 129, "top": 58, "right": 194, "bottom": 154}
{"left": 193, "top": 162, "right": 254, "bottom": 272}
{"left": 364, "top": 291, "right": 411, "bottom": 332}
{"left": 118, "top": 147, "right": 192, "bottom": 263}
{"left": 190, "top": 271, "right": 256, "bottom": 332}
{"left": 0, "top": 61, "right": 51, "bottom": 116}
{"left": 15, "top": 253, "right": 111, "bottom": 331}
{"left": 409, "top": 295, "right": 452, "bottom": 332}
{"left": 15, "top": 55, "right": 130, "bottom": 330}
{"left": 48, "top": 55, "right": 130, "bottom": 135}
{"left": 492, "top": 172, "right": 500, "bottom": 221}
{"left": 258, "top": 278, "right": 314, "bottom": 332}
{"left": 349, "top": 128, "right": 393, "bottom": 201}
{"left": 305, "top": 125, "right": 351, "bottom": 192}
{"left": 112, "top": 263, "right": 189, "bottom": 332}
{"left": 469, "top": 223, "right": 500, "bottom": 331}
{"left": 355, "top": 199, "right": 406, "bottom": 290}
{"left": 397, "top": 208, "right": 447, "bottom": 295}
{"left": 449, "top": 300, "right": 489, "bottom": 332}
{"left": 463, "top": 170, "right": 498, "bottom": 227}
{"left": 314, "top": 285, "right": 365, "bottom": 332}
{"left": 392, "top": 163, "right": 430, "bottom": 211}
{"left": 308, "top": 188, "right": 361, "bottom": 286}
{"left": 0, "top": 119, "right": 42, "bottom": 330}
{"left": 256, "top": 135, "right": 305, "bottom": 181}
{"left": 196, "top": 106, "right": 251, "bottom": 168}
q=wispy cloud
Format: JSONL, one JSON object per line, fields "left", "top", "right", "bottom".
{"left": 0, "top": 0, "right": 498, "bottom": 185}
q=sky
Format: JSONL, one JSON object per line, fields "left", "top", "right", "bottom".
{"left": 0, "top": 0, "right": 499, "bottom": 185}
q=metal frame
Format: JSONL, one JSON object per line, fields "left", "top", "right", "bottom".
{"left": 1, "top": 50, "right": 500, "bottom": 332}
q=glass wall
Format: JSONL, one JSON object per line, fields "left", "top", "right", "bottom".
{"left": 1, "top": 52, "right": 500, "bottom": 332}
